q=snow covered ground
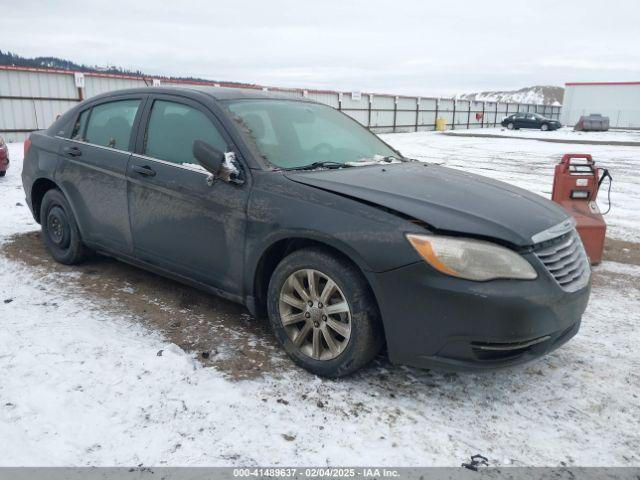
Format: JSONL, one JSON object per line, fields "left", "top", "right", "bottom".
{"left": 1, "top": 137, "right": 639, "bottom": 467}
{"left": 445, "top": 126, "right": 640, "bottom": 144}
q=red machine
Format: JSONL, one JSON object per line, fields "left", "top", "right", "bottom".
{"left": 551, "top": 153, "right": 610, "bottom": 265}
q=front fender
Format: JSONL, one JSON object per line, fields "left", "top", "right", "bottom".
{"left": 243, "top": 172, "right": 426, "bottom": 306}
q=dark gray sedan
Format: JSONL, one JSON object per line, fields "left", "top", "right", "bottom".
{"left": 22, "top": 87, "right": 590, "bottom": 377}
{"left": 501, "top": 112, "right": 562, "bottom": 131}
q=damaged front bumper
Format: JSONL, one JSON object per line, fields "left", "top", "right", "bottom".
{"left": 366, "top": 255, "right": 590, "bottom": 371}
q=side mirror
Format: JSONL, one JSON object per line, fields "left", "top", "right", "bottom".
{"left": 193, "top": 140, "right": 224, "bottom": 175}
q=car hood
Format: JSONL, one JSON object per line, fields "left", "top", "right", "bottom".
{"left": 284, "top": 162, "right": 569, "bottom": 247}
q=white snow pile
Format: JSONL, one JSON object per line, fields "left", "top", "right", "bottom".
{"left": 455, "top": 85, "right": 564, "bottom": 106}
{"left": 1, "top": 138, "right": 639, "bottom": 467}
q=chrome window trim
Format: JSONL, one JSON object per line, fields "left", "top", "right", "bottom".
{"left": 130, "top": 152, "right": 210, "bottom": 176}
{"left": 56, "top": 136, "right": 211, "bottom": 176}
{"left": 56, "top": 136, "right": 131, "bottom": 155}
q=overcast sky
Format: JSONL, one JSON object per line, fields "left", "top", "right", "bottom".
{"left": 2, "top": 0, "right": 639, "bottom": 96}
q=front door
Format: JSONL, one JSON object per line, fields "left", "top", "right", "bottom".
{"left": 56, "top": 96, "right": 145, "bottom": 252}
{"left": 126, "top": 96, "right": 249, "bottom": 296}
{"left": 513, "top": 113, "right": 527, "bottom": 128}
{"left": 523, "top": 113, "right": 539, "bottom": 129}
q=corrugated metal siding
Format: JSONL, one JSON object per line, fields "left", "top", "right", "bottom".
{"left": 417, "top": 98, "right": 437, "bottom": 129}
{"left": 0, "top": 98, "right": 37, "bottom": 129}
{"left": 34, "top": 99, "right": 79, "bottom": 128}
{"left": 83, "top": 76, "right": 148, "bottom": 98}
{"left": 272, "top": 88, "right": 304, "bottom": 99}
{"left": 0, "top": 66, "right": 563, "bottom": 142}
{"left": 0, "top": 69, "right": 77, "bottom": 98}
{"left": 340, "top": 93, "right": 369, "bottom": 110}
{"left": 396, "top": 110, "right": 417, "bottom": 129}
{"left": 561, "top": 84, "right": 640, "bottom": 128}
{"left": 308, "top": 91, "right": 339, "bottom": 108}
{"left": 342, "top": 109, "right": 369, "bottom": 126}
{"left": 397, "top": 97, "right": 417, "bottom": 110}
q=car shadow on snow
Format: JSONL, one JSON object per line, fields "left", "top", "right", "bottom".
{"left": 1, "top": 231, "right": 289, "bottom": 380}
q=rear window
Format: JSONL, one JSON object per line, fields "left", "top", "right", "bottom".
{"left": 84, "top": 99, "right": 141, "bottom": 151}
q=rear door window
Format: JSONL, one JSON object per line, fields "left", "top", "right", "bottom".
{"left": 143, "top": 100, "right": 228, "bottom": 166}
{"left": 71, "top": 109, "right": 90, "bottom": 141}
{"left": 84, "top": 99, "right": 141, "bottom": 151}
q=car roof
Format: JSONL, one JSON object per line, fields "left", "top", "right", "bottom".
{"left": 88, "top": 86, "right": 313, "bottom": 103}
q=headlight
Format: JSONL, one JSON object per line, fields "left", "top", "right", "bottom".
{"left": 406, "top": 234, "right": 537, "bottom": 281}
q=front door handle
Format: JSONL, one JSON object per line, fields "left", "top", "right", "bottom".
{"left": 132, "top": 165, "right": 156, "bottom": 177}
{"left": 63, "top": 146, "right": 82, "bottom": 157}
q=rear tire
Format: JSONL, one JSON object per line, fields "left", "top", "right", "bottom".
{"left": 0, "top": 171, "right": 5, "bottom": 177}
{"left": 40, "top": 189, "right": 88, "bottom": 265}
{"left": 267, "top": 247, "right": 383, "bottom": 377}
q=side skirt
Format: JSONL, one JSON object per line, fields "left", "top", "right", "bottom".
{"left": 86, "top": 242, "right": 247, "bottom": 308}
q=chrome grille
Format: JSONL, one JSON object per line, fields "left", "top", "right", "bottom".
{"left": 534, "top": 229, "right": 590, "bottom": 292}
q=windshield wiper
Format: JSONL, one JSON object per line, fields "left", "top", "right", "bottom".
{"left": 285, "top": 161, "right": 351, "bottom": 171}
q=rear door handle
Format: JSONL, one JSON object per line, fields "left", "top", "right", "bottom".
{"left": 132, "top": 165, "right": 156, "bottom": 177}
{"left": 63, "top": 146, "right": 82, "bottom": 157}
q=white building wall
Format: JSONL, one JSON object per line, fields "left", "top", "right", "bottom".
{"left": 561, "top": 83, "right": 640, "bottom": 128}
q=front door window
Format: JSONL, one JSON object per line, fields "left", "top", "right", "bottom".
{"left": 143, "top": 100, "right": 228, "bottom": 166}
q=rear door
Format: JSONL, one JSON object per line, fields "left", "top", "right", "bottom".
{"left": 56, "top": 95, "right": 146, "bottom": 252}
{"left": 126, "top": 94, "right": 250, "bottom": 295}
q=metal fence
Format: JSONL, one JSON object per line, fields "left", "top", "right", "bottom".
{"left": 0, "top": 66, "right": 561, "bottom": 142}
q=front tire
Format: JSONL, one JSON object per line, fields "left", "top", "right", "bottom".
{"left": 507, "top": 122, "right": 515, "bottom": 130}
{"left": 267, "top": 247, "right": 383, "bottom": 377}
{"left": 40, "top": 189, "right": 88, "bottom": 265}
{"left": 541, "top": 123, "right": 549, "bottom": 131}
{"left": 0, "top": 171, "right": 6, "bottom": 177}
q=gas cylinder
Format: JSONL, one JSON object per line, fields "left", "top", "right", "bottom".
{"left": 551, "top": 153, "right": 608, "bottom": 265}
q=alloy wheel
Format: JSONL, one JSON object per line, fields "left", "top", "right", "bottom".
{"left": 278, "top": 268, "right": 352, "bottom": 360}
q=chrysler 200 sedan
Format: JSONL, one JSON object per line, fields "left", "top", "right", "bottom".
{"left": 22, "top": 87, "right": 591, "bottom": 377}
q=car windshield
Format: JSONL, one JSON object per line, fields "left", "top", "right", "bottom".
{"left": 225, "top": 99, "right": 399, "bottom": 169}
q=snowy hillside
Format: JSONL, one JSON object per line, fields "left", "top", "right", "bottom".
{"left": 455, "top": 85, "right": 564, "bottom": 106}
